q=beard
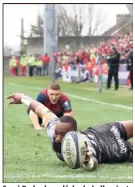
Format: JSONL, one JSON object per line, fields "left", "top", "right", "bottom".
{"left": 52, "top": 137, "right": 61, "bottom": 153}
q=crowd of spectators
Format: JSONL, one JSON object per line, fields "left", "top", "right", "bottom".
{"left": 53, "top": 32, "right": 133, "bottom": 82}
{"left": 9, "top": 32, "right": 133, "bottom": 84}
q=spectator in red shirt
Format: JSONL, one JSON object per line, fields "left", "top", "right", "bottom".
{"left": 40, "top": 53, "right": 50, "bottom": 76}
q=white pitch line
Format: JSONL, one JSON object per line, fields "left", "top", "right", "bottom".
{"left": 10, "top": 82, "right": 19, "bottom": 86}
{"left": 9, "top": 82, "right": 133, "bottom": 110}
{"left": 4, "top": 173, "right": 132, "bottom": 180}
{"left": 66, "top": 93, "right": 133, "bottom": 110}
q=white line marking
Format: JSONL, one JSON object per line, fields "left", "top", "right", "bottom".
{"left": 9, "top": 82, "right": 133, "bottom": 110}
{"left": 4, "top": 173, "right": 132, "bottom": 180}
{"left": 66, "top": 93, "right": 133, "bottom": 110}
{"left": 10, "top": 82, "right": 19, "bottom": 86}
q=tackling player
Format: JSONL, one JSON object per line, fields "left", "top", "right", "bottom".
{"left": 6, "top": 93, "right": 133, "bottom": 170}
{"left": 28, "top": 83, "right": 72, "bottom": 130}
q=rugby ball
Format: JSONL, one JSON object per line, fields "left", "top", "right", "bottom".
{"left": 61, "top": 131, "right": 86, "bottom": 169}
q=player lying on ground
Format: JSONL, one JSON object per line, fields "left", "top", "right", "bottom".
{"left": 6, "top": 93, "right": 133, "bottom": 171}
{"left": 28, "top": 83, "right": 72, "bottom": 130}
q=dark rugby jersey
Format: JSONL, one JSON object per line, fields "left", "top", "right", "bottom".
{"left": 36, "top": 89, "right": 72, "bottom": 118}
{"left": 82, "top": 122, "right": 133, "bottom": 163}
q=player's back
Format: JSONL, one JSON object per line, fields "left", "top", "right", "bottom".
{"left": 82, "top": 122, "right": 133, "bottom": 163}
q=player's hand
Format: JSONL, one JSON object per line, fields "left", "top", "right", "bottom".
{"left": 82, "top": 141, "right": 98, "bottom": 171}
{"left": 83, "top": 141, "right": 92, "bottom": 164}
{"left": 6, "top": 93, "right": 25, "bottom": 104}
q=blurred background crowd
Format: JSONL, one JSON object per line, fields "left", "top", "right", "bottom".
{"left": 9, "top": 32, "right": 133, "bottom": 85}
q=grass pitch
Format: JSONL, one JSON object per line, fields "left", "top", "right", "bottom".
{"left": 3, "top": 76, "right": 133, "bottom": 183}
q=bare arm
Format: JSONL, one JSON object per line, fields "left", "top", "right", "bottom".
{"left": 120, "top": 120, "right": 133, "bottom": 139}
{"left": 6, "top": 93, "right": 57, "bottom": 128}
{"left": 64, "top": 111, "right": 73, "bottom": 117}
{"left": 29, "top": 100, "right": 57, "bottom": 126}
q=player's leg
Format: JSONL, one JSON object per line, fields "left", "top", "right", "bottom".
{"left": 119, "top": 120, "right": 133, "bottom": 139}
{"left": 114, "top": 68, "right": 119, "bottom": 90}
{"left": 29, "top": 110, "right": 42, "bottom": 130}
{"left": 130, "top": 69, "right": 133, "bottom": 90}
{"left": 106, "top": 68, "right": 113, "bottom": 89}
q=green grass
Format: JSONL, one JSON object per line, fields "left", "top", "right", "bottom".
{"left": 3, "top": 76, "right": 133, "bottom": 183}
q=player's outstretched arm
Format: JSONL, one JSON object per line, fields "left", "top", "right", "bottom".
{"left": 6, "top": 93, "right": 57, "bottom": 128}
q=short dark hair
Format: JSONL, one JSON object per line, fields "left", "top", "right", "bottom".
{"left": 59, "top": 116, "right": 77, "bottom": 131}
{"left": 48, "top": 83, "right": 61, "bottom": 91}
{"left": 112, "top": 47, "right": 118, "bottom": 53}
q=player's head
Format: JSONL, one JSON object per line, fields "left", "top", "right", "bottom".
{"left": 47, "top": 83, "right": 61, "bottom": 104}
{"left": 52, "top": 116, "right": 77, "bottom": 153}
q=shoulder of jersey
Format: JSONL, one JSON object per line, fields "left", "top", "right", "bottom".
{"left": 41, "top": 89, "right": 47, "bottom": 95}
{"left": 60, "top": 93, "right": 69, "bottom": 102}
